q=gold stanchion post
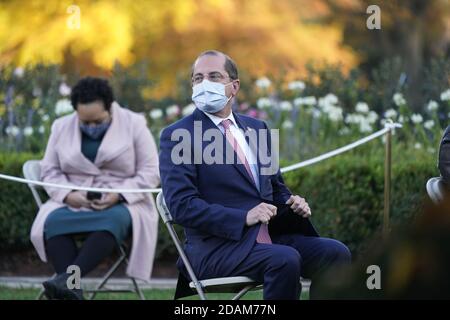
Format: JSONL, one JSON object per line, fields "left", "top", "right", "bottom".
{"left": 383, "top": 127, "right": 392, "bottom": 239}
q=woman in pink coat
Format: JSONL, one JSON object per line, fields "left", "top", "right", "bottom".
{"left": 30, "top": 77, "right": 160, "bottom": 299}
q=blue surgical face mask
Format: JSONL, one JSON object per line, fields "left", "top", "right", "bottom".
{"left": 192, "top": 79, "right": 233, "bottom": 114}
{"left": 80, "top": 121, "right": 110, "bottom": 139}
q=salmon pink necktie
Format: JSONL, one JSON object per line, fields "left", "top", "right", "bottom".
{"left": 221, "top": 119, "right": 272, "bottom": 244}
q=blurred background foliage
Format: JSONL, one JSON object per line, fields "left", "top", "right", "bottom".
{"left": 0, "top": 0, "right": 448, "bottom": 104}
{"left": 0, "top": 0, "right": 356, "bottom": 98}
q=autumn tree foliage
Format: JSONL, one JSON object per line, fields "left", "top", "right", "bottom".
{"left": 0, "top": 0, "right": 357, "bottom": 98}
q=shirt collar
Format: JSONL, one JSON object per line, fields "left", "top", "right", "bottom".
{"left": 201, "top": 110, "right": 237, "bottom": 128}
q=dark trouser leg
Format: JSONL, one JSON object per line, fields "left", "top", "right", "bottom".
{"left": 72, "top": 231, "right": 118, "bottom": 277}
{"left": 272, "top": 234, "right": 351, "bottom": 300}
{"left": 46, "top": 235, "right": 79, "bottom": 275}
{"left": 228, "top": 243, "right": 302, "bottom": 300}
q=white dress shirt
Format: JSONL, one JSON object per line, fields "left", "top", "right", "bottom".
{"left": 202, "top": 110, "right": 260, "bottom": 191}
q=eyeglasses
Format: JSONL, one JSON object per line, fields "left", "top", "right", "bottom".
{"left": 192, "top": 72, "right": 230, "bottom": 85}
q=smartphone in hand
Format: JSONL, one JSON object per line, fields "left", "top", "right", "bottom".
{"left": 87, "top": 191, "right": 102, "bottom": 201}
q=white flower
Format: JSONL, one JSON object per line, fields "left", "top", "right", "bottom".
{"left": 440, "top": 89, "right": 450, "bottom": 101}
{"left": 13, "top": 67, "right": 24, "bottom": 78}
{"left": 398, "top": 115, "right": 405, "bottom": 123}
{"left": 256, "top": 97, "right": 272, "bottom": 109}
{"left": 38, "top": 125, "right": 45, "bottom": 134}
{"left": 54, "top": 99, "right": 73, "bottom": 116}
{"left": 355, "top": 102, "right": 369, "bottom": 113}
{"left": 312, "top": 108, "right": 321, "bottom": 118}
{"left": 279, "top": 101, "right": 293, "bottom": 112}
{"left": 411, "top": 114, "right": 423, "bottom": 124}
{"left": 293, "top": 96, "right": 316, "bottom": 107}
{"left": 426, "top": 100, "right": 439, "bottom": 112}
{"left": 59, "top": 83, "right": 71, "bottom": 96}
{"left": 281, "top": 120, "right": 293, "bottom": 129}
{"left": 424, "top": 120, "right": 435, "bottom": 130}
{"left": 366, "top": 111, "right": 379, "bottom": 124}
{"left": 5, "top": 126, "right": 20, "bottom": 136}
{"left": 327, "top": 106, "right": 343, "bottom": 122}
{"left": 318, "top": 93, "right": 338, "bottom": 109}
{"left": 149, "top": 109, "right": 163, "bottom": 120}
{"left": 42, "top": 114, "right": 50, "bottom": 122}
{"left": 255, "top": 77, "right": 271, "bottom": 89}
{"left": 319, "top": 94, "right": 341, "bottom": 123}
{"left": 345, "top": 113, "right": 364, "bottom": 124}
{"left": 414, "top": 143, "right": 422, "bottom": 149}
{"left": 182, "top": 103, "right": 196, "bottom": 116}
{"left": 393, "top": 93, "right": 406, "bottom": 106}
{"left": 287, "top": 81, "right": 305, "bottom": 91}
{"left": 23, "top": 126, "right": 33, "bottom": 136}
{"left": 166, "top": 105, "right": 180, "bottom": 117}
{"left": 326, "top": 93, "right": 339, "bottom": 105}
{"left": 338, "top": 127, "right": 350, "bottom": 136}
{"left": 359, "top": 120, "right": 373, "bottom": 133}
{"left": 293, "top": 98, "right": 303, "bottom": 107}
{"left": 384, "top": 109, "right": 398, "bottom": 119}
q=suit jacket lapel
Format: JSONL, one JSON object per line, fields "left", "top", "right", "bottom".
{"left": 194, "top": 109, "right": 258, "bottom": 190}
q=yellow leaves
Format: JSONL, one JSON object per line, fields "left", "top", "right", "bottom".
{"left": 0, "top": 0, "right": 358, "bottom": 98}
{"left": 170, "top": 0, "right": 196, "bottom": 32}
{"left": 75, "top": 1, "right": 134, "bottom": 68}
{"left": 141, "top": 86, "right": 155, "bottom": 101}
{"left": 1, "top": 0, "right": 133, "bottom": 68}
{"left": 31, "top": 98, "right": 40, "bottom": 110}
{"left": 13, "top": 95, "right": 24, "bottom": 107}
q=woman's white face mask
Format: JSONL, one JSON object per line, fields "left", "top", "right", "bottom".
{"left": 192, "top": 79, "right": 233, "bottom": 114}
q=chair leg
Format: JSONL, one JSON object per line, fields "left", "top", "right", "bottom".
{"left": 231, "top": 285, "right": 255, "bottom": 300}
{"left": 36, "top": 287, "right": 46, "bottom": 300}
{"left": 88, "top": 253, "right": 126, "bottom": 300}
{"left": 130, "top": 277, "right": 145, "bottom": 300}
{"left": 193, "top": 281, "right": 207, "bottom": 300}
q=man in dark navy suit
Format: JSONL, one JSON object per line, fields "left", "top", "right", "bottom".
{"left": 159, "top": 50, "right": 351, "bottom": 300}
{"left": 438, "top": 125, "right": 450, "bottom": 185}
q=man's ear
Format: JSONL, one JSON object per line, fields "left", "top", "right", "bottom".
{"left": 232, "top": 79, "right": 240, "bottom": 94}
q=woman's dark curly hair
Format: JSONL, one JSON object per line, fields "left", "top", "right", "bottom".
{"left": 70, "top": 77, "right": 114, "bottom": 111}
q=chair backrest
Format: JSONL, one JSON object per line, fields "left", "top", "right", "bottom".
{"left": 426, "top": 177, "right": 446, "bottom": 204}
{"left": 155, "top": 191, "right": 205, "bottom": 296}
{"left": 22, "top": 160, "right": 44, "bottom": 208}
{"left": 156, "top": 191, "right": 174, "bottom": 224}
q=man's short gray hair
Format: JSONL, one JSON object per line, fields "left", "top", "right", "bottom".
{"left": 191, "top": 50, "right": 239, "bottom": 80}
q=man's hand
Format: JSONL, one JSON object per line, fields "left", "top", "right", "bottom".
{"left": 64, "top": 191, "right": 91, "bottom": 208}
{"left": 246, "top": 203, "right": 277, "bottom": 226}
{"left": 91, "top": 193, "right": 120, "bottom": 211}
{"left": 286, "top": 195, "right": 311, "bottom": 218}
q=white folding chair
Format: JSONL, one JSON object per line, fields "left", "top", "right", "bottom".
{"left": 155, "top": 191, "right": 262, "bottom": 300}
{"left": 23, "top": 160, "right": 145, "bottom": 300}
{"left": 426, "top": 176, "right": 447, "bottom": 204}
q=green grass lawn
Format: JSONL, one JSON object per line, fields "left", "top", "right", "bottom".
{"left": 0, "top": 286, "right": 309, "bottom": 300}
